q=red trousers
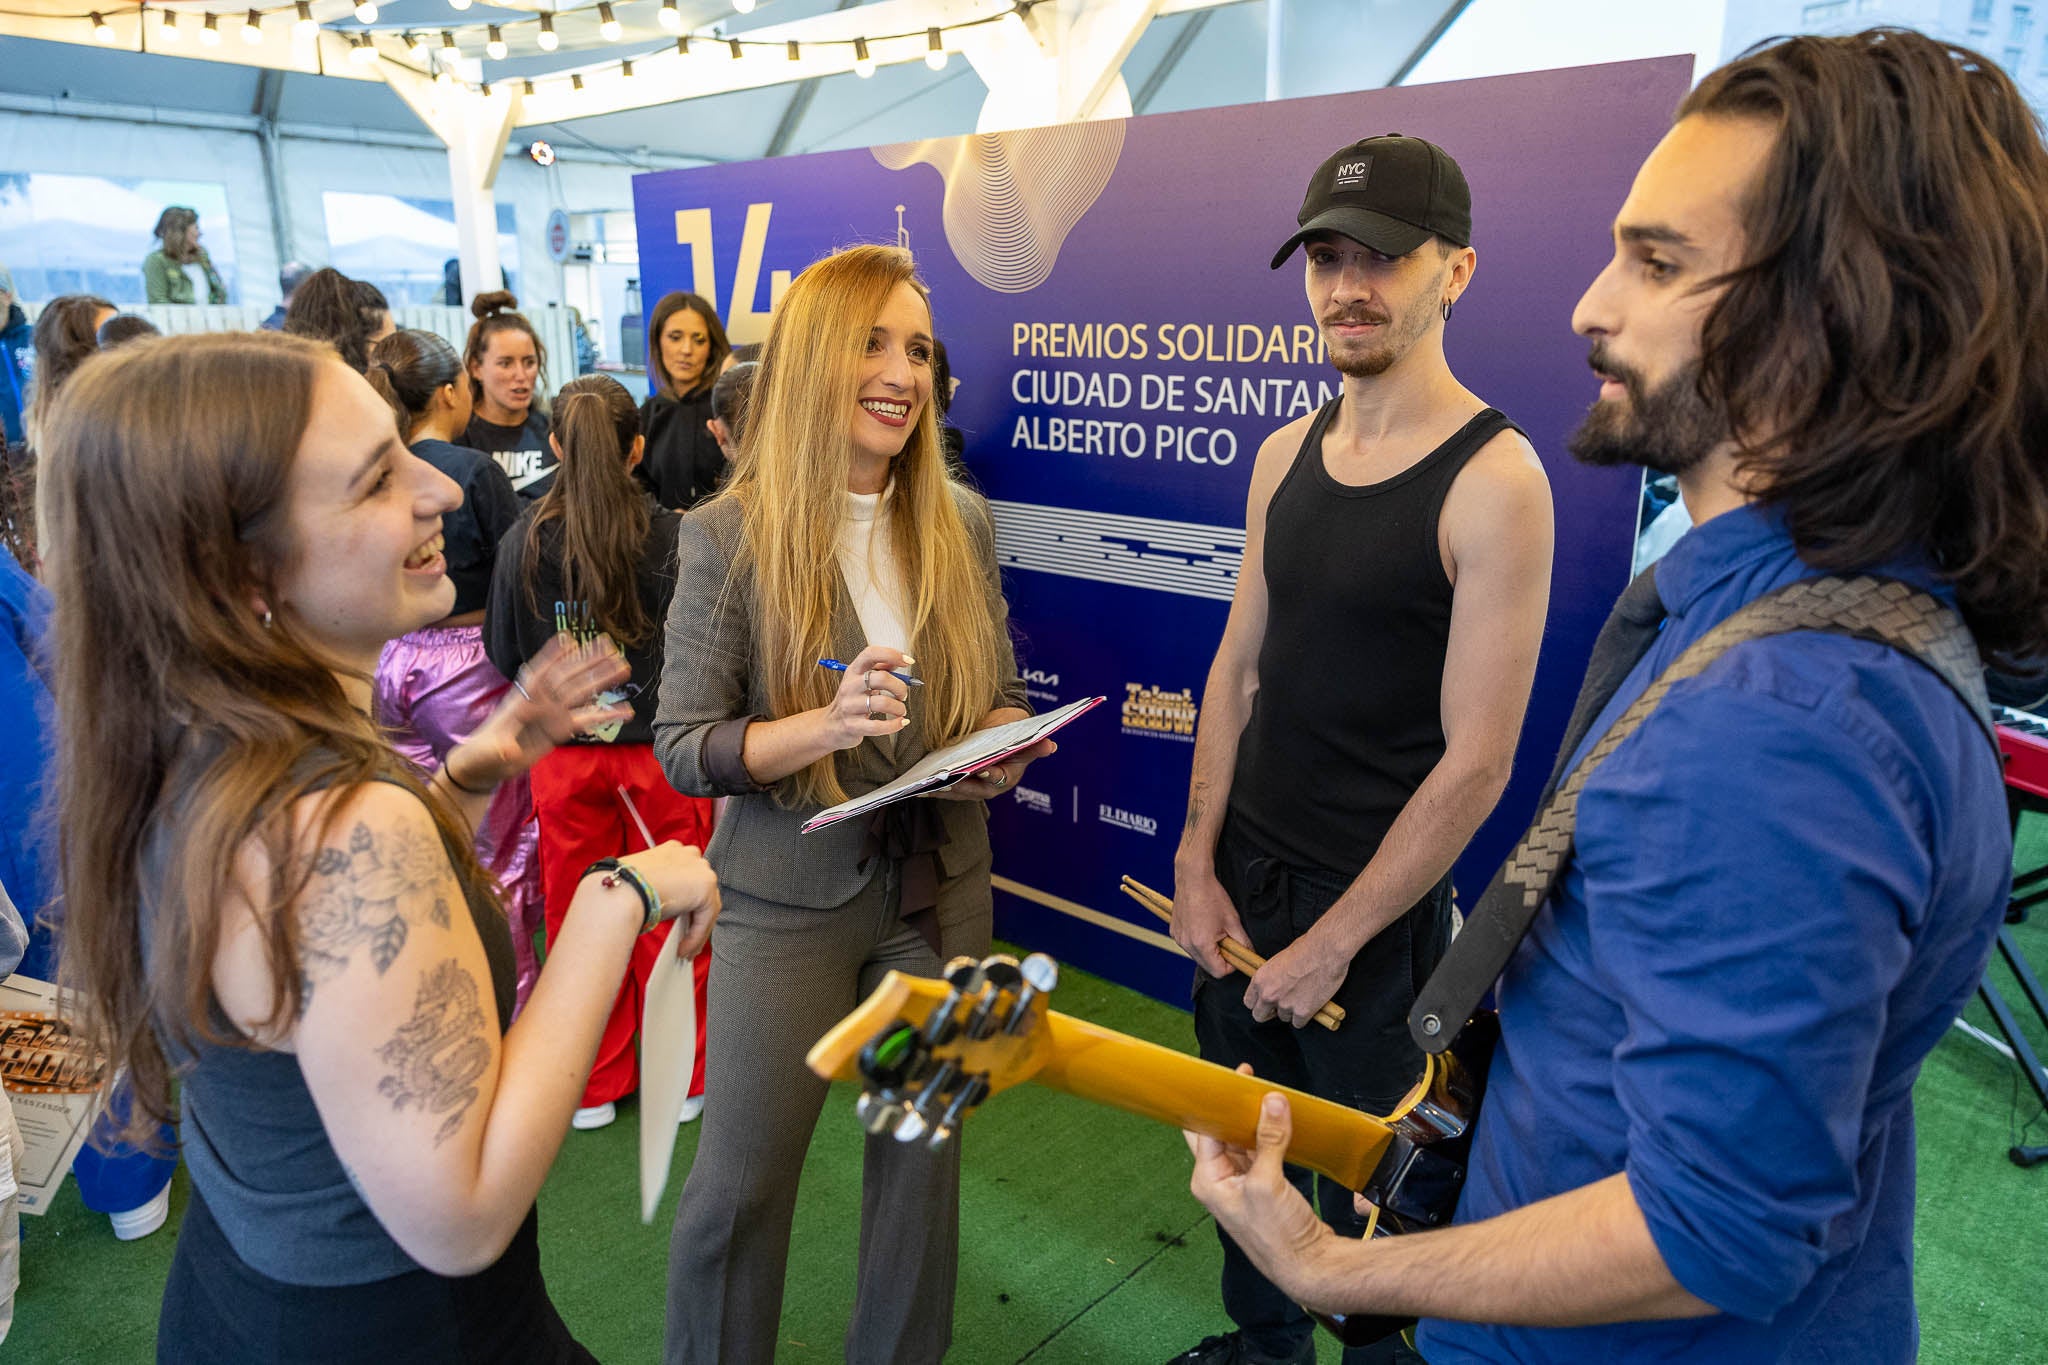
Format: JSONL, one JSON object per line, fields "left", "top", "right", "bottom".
{"left": 529, "top": 743, "right": 713, "bottom": 1110}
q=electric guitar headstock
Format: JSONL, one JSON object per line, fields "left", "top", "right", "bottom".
{"left": 805, "top": 952, "right": 1061, "bottom": 1150}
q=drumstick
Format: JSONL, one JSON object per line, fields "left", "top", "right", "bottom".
{"left": 1119, "top": 878, "right": 1345, "bottom": 1031}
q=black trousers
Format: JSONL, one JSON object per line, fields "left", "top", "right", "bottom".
{"left": 159, "top": 1186, "right": 595, "bottom": 1364}
{"left": 1193, "top": 816, "right": 1449, "bottom": 1364}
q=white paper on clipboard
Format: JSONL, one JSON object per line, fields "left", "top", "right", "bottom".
{"left": 638, "top": 921, "right": 697, "bottom": 1224}
{"left": 799, "top": 695, "right": 1104, "bottom": 834}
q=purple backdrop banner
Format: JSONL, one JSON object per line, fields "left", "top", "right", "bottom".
{"left": 633, "top": 57, "right": 1691, "bottom": 1004}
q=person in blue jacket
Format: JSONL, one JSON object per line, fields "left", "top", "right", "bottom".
{"left": 0, "top": 267, "right": 31, "bottom": 449}
{"left": 1, "top": 547, "right": 179, "bottom": 1240}
{"left": 1190, "top": 29, "right": 2048, "bottom": 1365}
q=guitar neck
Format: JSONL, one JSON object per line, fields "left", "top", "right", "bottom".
{"left": 1035, "top": 1011, "right": 1394, "bottom": 1191}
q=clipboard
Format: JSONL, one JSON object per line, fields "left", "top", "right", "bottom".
{"left": 800, "top": 695, "right": 1104, "bottom": 834}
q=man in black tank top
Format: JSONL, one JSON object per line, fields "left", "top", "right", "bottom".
{"left": 1167, "top": 136, "right": 1555, "bottom": 1365}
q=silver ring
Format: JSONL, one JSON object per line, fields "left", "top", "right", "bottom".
{"left": 991, "top": 769, "right": 1006, "bottom": 788}
{"left": 866, "top": 701, "right": 877, "bottom": 721}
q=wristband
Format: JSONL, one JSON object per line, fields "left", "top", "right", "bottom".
{"left": 442, "top": 750, "right": 495, "bottom": 796}
{"left": 583, "top": 857, "right": 665, "bottom": 933}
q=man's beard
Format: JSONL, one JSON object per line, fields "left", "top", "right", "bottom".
{"left": 1566, "top": 345, "right": 1728, "bottom": 475}
{"left": 1323, "top": 284, "right": 1439, "bottom": 378}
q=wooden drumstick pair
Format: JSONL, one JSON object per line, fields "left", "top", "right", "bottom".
{"left": 1118, "top": 876, "right": 1346, "bottom": 1032}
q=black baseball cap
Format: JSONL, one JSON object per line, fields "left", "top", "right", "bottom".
{"left": 1270, "top": 134, "right": 1472, "bottom": 269}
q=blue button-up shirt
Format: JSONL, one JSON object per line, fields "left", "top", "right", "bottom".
{"left": 1418, "top": 504, "right": 2010, "bottom": 1363}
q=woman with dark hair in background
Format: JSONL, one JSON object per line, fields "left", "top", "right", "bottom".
{"left": 638, "top": 291, "right": 733, "bottom": 510}
{"left": 366, "top": 328, "right": 545, "bottom": 1014}
{"left": 96, "top": 314, "right": 160, "bottom": 350}
{"left": 484, "top": 375, "right": 713, "bottom": 1132}
{"left": 464, "top": 291, "right": 556, "bottom": 501}
{"left": 41, "top": 330, "right": 719, "bottom": 1361}
{"left": 142, "top": 206, "right": 227, "bottom": 306}
{"left": 285, "top": 268, "right": 393, "bottom": 374}
{"left": 27, "top": 294, "right": 114, "bottom": 448}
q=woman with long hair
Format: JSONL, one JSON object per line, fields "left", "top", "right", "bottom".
{"left": 367, "top": 328, "right": 545, "bottom": 1013}
{"left": 464, "top": 291, "right": 555, "bottom": 501}
{"left": 284, "top": 268, "right": 393, "bottom": 375}
{"left": 484, "top": 375, "right": 713, "bottom": 1131}
{"left": 638, "top": 291, "right": 733, "bottom": 510}
{"left": 26, "top": 294, "right": 114, "bottom": 449}
{"left": 141, "top": 206, "right": 227, "bottom": 305}
{"left": 655, "top": 244, "right": 1050, "bottom": 1364}
{"left": 40, "top": 331, "right": 719, "bottom": 1362}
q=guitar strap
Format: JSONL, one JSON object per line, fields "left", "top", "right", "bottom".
{"left": 1408, "top": 574, "right": 1997, "bottom": 1053}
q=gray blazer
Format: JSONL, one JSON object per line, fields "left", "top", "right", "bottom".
{"left": 653, "top": 488, "right": 1027, "bottom": 910}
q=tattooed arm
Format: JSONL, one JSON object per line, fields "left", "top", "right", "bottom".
{"left": 211, "top": 780, "right": 718, "bottom": 1276}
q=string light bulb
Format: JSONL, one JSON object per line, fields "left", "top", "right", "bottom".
{"left": 440, "top": 29, "right": 458, "bottom": 57}
{"left": 728, "top": 37, "right": 743, "bottom": 59}
{"left": 353, "top": 2, "right": 378, "bottom": 24}
{"left": 925, "top": 27, "right": 946, "bottom": 70}
{"left": 571, "top": 72, "right": 584, "bottom": 90}
{"left": 160, "top": 8, "right": 180, "bottom": 42}
{"left": 674, "top": 35, "right": 690, "bottom": 55}
{"left": 350, "top": 33, "right": 377, "bottom": 63}
{"left": 200, "top": 12, "right": 222, "bottom": 45}
{"left": 522, "top": 78, "right": 535, "bottom": 94}
{"left": 621, "top": 59, "right": 634, "bottom": 78}
{"left": 853, "top": 36, "right": 873, "bottom": 78}
{"left": 597, "top": 2, "right": 620, "bottom": 41}
{"left": 293, "top": 1, "right": 315, "bottom": 38}
{"left": 241, "top": 8, "right": 263, "bottom": 43}
{"left": 91, "top": 10, "right": 114, "bottom": 42}
{"left": 405, "top": 30, "right": 427, "bottom": 57}
{"left": 480, "top": 80, "right": 492, "bottom": 96}
{"left": 658, "top": 0, "right": 682, "bottom": 33}
{"left": 486, "top": 25, "right": 507, "bottom": 60}
{"left": 786, "top": 40, "right": 799, "bottom": 60}
{"left": 537, "top": 11, "right": 557, "bottom": 51}
{"left": 733, "top": 0, "right": 755, "bottom": 12}
{"left": 449, "top": 0, "right": 471, "bottom": 9}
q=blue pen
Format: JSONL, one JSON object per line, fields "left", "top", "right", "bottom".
{"left": 818, "top": 658, "right": 925, "bottom": 687}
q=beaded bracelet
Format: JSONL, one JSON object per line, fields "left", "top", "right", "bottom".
{"left": 583, "top": 858, "right": 665, "bottom": 933}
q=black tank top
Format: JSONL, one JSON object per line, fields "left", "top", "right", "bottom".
{"left": 1229, "top": 400, "right": 1521, "bottom": 875}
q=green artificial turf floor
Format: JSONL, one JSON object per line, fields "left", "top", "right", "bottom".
{"left": 10, "top": 842, "right": 2048, "bottom": 1363}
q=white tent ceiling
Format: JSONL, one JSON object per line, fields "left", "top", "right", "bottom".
{"left": 0, "top": 1, "right": 1470, "bottom": 166}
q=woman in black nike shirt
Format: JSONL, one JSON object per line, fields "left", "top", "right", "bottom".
{"left": 366, "top": 329, "right": 545, "bottom": 1013}
{"left": 463, "top": 292, "right": 556, "bottom": 501}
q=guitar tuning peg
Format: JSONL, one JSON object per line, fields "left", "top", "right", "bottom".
{"left": 965, "top": 955, "right": 1023, "bottom": 1039}
{"left": 1003, "top": 953, "right": 1060, "bottom": 1035}
{"left": 856, "top": 1089, "right": 906, "bottom": 1136}
{"left": 925, "top": 1073, "right": 990, "bottom": 1151}
{"left": 893, "top": 1057, "right": 959, "bottom": 1144}
{"left": 923, "top": 960, "right": 987, "bottom": 1047}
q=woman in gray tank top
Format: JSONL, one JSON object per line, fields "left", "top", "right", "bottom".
{"left": 35, "top": 331, "right": 722, "bottom": 1363}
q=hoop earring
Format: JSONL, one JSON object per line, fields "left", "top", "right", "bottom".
{"left": 1441, "top": 300, "right": 1454, "bottom": 323}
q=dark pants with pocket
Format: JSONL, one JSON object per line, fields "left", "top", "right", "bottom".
{"left": 1193, "top": 816, "right": 1449, "bottom": 1364}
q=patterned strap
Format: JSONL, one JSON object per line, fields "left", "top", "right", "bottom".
{"left": 1408, "top": 575, "right": 1993, "bottom": 1054}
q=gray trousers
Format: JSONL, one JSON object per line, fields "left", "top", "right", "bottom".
{"left": 662, "top": 852, "right": 992, "bottom": 1365}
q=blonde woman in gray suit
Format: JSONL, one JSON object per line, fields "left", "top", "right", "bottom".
{"left": 654, "top": 244, "right": 1047, "bottom": 1365}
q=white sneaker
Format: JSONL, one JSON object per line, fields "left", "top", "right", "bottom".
{"left": 109, "top": 1183, "right": 172, "bottom": 1241}
{"left": 678, "top": 1094, "right": 704, "bottom": 1124}
{"left": 571, "top": 1102, "right": 617, "bottom": 1131}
